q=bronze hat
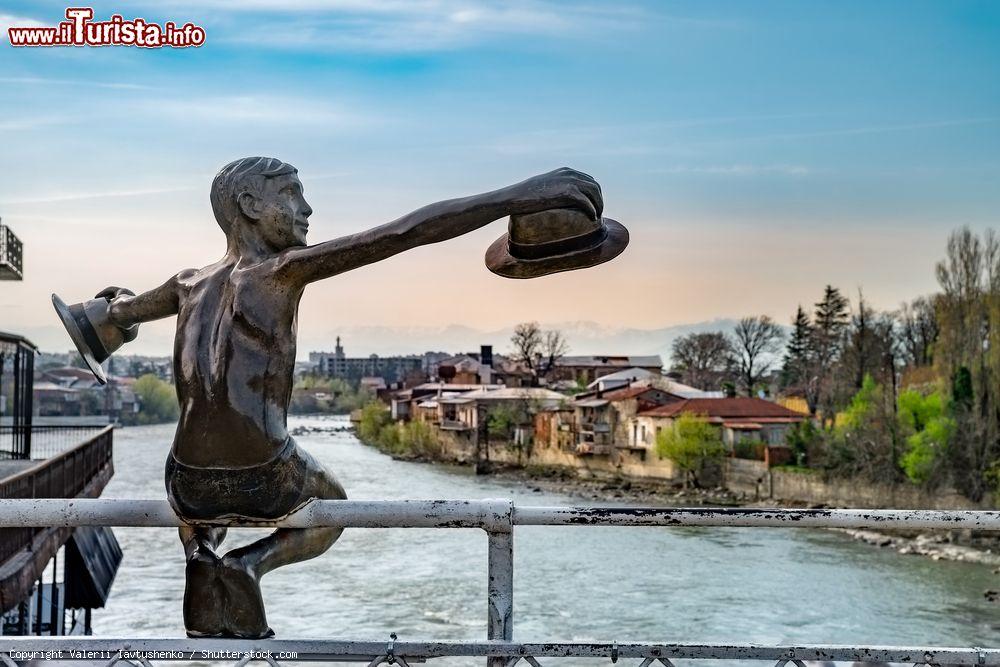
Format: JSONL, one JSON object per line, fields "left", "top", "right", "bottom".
{"left": 485, "top": 208, "right": 629, "bottom": 279}
{"left": 52, "top": 292, "right": 138, "bottom": 385}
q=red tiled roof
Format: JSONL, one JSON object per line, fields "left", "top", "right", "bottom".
{"left": 639, "top": 398, "right": 808, "bottom": 420}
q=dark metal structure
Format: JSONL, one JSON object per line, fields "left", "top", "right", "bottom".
{"left": 0, "top": 222, "right": 23, "bottom": 281}
{"left": 0, "top": 331, "right": 36, "bottom": 459}
{"left": 0, "top": 427, "right": 117, "bottom": 635}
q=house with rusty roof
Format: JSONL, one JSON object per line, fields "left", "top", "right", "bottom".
{"left": 551, "top": 354, "right": 663, "bottom": 385}
{"left": 569, "top": 383, "right": 683, "bottom": 457}
{"left": 633, "top": 397, "right": 809, "bottom": 451}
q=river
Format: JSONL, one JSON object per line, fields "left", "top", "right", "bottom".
{"left": 92, "top": 416, "right": 1000, "bottom": 665}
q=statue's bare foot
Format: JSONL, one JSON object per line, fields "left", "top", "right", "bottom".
{"left": 183, "top": 548, "right": 224, "bottom": 638}
{"left": 219, "top": 553, "right": 274, "bottom": 639}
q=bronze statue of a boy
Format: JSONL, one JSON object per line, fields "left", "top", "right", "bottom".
{"left": 54, "top": 157, "right": 624, "bottom": 638}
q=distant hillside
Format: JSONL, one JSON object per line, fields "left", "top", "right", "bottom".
{"left": 302, "top": 319, "right": 742, "bottom": 368}
{"left": 28, "top": 318, "right": 751, "bottom": 369}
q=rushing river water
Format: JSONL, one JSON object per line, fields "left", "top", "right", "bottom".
{"left": 92, "top": 416, "right": 1000, "bottom": 665}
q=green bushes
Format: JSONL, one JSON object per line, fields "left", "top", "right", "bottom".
{"left": 897, "top": 389, "right": 954, "bottom": 485}
{"left": 355, "top": 402, "right": 442, "bottom": 459}
{"left": 655, "top": 413, "right": 726, "bottom": 487}
{"left": 290, "top": 375, "right": 372, "bottom": 414}
{"left": 129, "top": 373, "right": 180, "bottom": 425}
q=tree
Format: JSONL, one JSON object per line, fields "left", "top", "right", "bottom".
{"left": 808, "top": 285, "right": 850, "bottom": 420}
{"left": 897, "top": 389, "right": 953, "bottom": 486}
{"left": 933, "top": 227, "right": 1000, "bottom": 500}
{"left": 825, "top": 375, "right": 901, "bottom": 483}
{"left": 132, "top": 373, "right": 180, "bottom": 425}
{"left": 731, "top": 316, "right": 784, "bottom": 396}
{"left": 842, "top": 290, "right": 898, "bottom": 390}
{"left": 656, "top": 413, "right": 727, "bottom": 488}
{"left": 670, "top": 331, "right": 734, "bottom": 390}
{"left": 510, "top": 322, "right": 568, "bottom": 383}
{"left": 781, "top": 305, "right": 813, "bottom": 389}
{"left": 897, "top": 296, "right": 938, "bottom": 368}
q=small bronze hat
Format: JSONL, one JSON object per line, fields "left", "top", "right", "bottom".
{"left": 52, "top": 292, "right": 138, "bottom": 385}
{"left": 485, "top": 208, "right": 629, "bottom": 279}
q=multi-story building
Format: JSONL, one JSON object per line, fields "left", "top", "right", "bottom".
{"left": 309, "top": 337, "right": 441, "bottom": 385}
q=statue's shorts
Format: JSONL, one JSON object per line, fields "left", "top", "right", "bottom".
{"left": 165, "top": 438, "right": 312, "bottom": 521}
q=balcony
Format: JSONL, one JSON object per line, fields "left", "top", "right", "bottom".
{"left": 439, "top": 419, "right": 472, "bottom": 431}
{"left": 0, "top": 223, "right": 23, "bottom": 281}
{"left": 580, "top": 422, "right": 612, "bottom": 433}
{"left": 574, "top": 441, "right": 612, "bottom": 456}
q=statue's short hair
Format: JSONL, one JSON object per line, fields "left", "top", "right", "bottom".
{"left": 210, "top": 157, "right": 297, "bottom": 233}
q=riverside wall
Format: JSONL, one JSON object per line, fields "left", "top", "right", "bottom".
{"left": 385, "top": 423, "right": 987, "bottom": 511}
{"left": 725, "top": 458, "right": 989, "bottom": 509}
{"left": 431, "top": 427, "right": 680, "bottom": 480}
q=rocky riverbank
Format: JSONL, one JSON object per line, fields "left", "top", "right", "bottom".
{"left": 339, "top": 419, "right": 1000, "bottom": 575}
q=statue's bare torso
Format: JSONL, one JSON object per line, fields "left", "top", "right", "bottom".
{"left": 172, "top": 259, "right": 301, "bottom": 468}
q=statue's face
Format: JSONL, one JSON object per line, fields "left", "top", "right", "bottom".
{"left": 253, "top": 173, "right": 312, "bottom": 250}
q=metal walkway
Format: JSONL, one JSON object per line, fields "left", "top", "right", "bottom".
{"left": 0, "top": 498, "right": 998, "bottom": 666}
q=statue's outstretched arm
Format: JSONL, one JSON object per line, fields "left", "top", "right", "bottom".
{"left": 105, "top": 270, "right": 193, "bottom": 328}
{"left": 277, "top": 167, "right": 602, "bottom": 285}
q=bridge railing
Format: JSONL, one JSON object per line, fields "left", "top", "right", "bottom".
{"left": 0, "top": 499, "right": 998, "bottom": 666}
{"left": 0, "top": 427, "right": 113, "bottom": 565}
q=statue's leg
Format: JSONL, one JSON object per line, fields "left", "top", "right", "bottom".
{"left": 218, "top": 455, "right": 346, "bottom": 637}
{"left": 180, "top": 526, "right": 227, "bottom": 637}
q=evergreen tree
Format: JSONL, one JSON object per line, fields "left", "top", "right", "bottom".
{"left": 808, "top": 285, "right": 850, "bottom": 420}
{"left": 781, "top": 305, "right": 812, "bottom": 387}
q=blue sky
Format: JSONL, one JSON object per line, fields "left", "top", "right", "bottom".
{"left": 1, "top": 1, "right": 998, "bottom": 355}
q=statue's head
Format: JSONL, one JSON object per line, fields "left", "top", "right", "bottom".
{"left": 210, "top": 157, "right": 312, "bottom": 251}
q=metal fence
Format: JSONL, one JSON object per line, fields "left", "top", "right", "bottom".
{"left": 0, "top": 427, "right": 113, "bottom": 565}
{"left": 0, "top": 499, "right": 999, "bottom": 666}
{"left": 0, "top": 424, "right": 112, "bottom": 460}
{"left": 0, "top": 331, "right": 35, "bottom": 458}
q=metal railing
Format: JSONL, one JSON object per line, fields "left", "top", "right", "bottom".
{"left": 0, "top": 427, "right": 113, "bottom": 565}
{"left": 0, "top": 424, "right": 111, "bottom": 460}
{"left": 0, "top": 499, "right": 999, "bottom": 665}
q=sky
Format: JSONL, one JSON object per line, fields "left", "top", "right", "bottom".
{"left": 1, "top": 0, "right": 998, "bottom": 356}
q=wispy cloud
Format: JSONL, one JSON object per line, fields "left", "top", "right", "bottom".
{"left": 0, "top": 77, "right": 151, "bottom": 91}
{"left": 204, "top": 1, "right": 645, "bottom": 52}
{"left": 657, "top": 164, "right": 814, "bottom": 176}
{"left": 0, "top": 13, "right": 43, "bottom": 32}
{"left": 0, "top": 115, "right": 74, "bottom": 132}
{"left": 0, "top": 186, "right": 197, "bottom": 206}
{"left": 728, "top": 117, "right": 1000, "bottom": 144}
{"left": 127, "top": 95, "right": 375, "bottom": 127}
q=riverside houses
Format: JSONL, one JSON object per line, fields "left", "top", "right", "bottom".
{"left": 634, "top": 397, "right": 809, "bottom": 450}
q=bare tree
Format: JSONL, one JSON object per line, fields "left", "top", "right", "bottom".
{"left": 896, "top": 295, "right": 938, "bottom": 368}
{"left": 842, "top": 289, "right": 898, "bottom": 390}
{"left": 539, "top": 329, "right": 569, "bottom": 378}
{"left": 670, "top": 331, "right": 734, "bottom": 390}
{"left": 510, "top": 322, "right": 568, "bottom": 384}
{"left": 731, "top": 316, "right": 784, "bottom": 396}
{"left": 510, "top": 322, "right": 542, "bottom": 375}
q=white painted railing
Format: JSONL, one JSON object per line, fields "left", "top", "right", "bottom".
{"left": 1, "top": 499, "right": 998, "bottom": 666}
